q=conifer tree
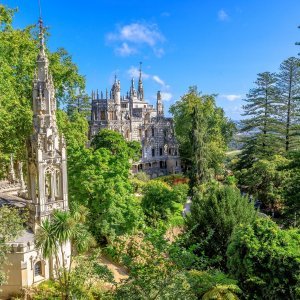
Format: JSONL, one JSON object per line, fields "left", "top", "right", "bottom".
{"left": 277, "top": 57, "right": 300, "bottom": 151}
{"left": 240, "top": 72, "right": 281, "bottom": 164}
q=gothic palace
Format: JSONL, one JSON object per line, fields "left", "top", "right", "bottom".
{"left": 89, "top": 66, "right": 181, "bottom": 178}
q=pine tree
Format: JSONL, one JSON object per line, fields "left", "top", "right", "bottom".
{"left": 241, "top": 72, "right": 282, "bottom": 162}
{"left": 277, "top": 57, "right": 300, "bottom": 151}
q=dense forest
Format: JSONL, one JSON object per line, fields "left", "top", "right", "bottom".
{"left": 0, "top": 5, "right": 300, "bottom": 300}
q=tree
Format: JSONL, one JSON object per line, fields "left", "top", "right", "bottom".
{"left": 0, "top": 4, "right": 85, "bottom": 166}
{"left": 112, "top": 230, "right": 197, "bottom": 300}
{"left": 141, "top": 181, "right": 187, "bottom": 227}
{"left": 187, "top": 270, "right": 241, "bottom": 300}
{"left": 170, "top": 87, "right": 234, "bottom": 187}
{"left": 35, "top": 207, "right": 94, "bottom": 300}
{"left": 227, "top": 218, "right": 300, "bottom": 299}
{"left": 67, "top": 130, "right": 144, "bottom": 243}
{"left": 185, "top": 182, "right": 257, "bottom": 270}
{"left": 0, "top": 206, "right": 24, "bottom": 286}
{"left": 240, "top": 72, "right": 282, "bottom": 165}
{"left": 282, "top": 151, "right": 300, "bottom": 225}
{"left": 277, "top": 57, "right": 300, "bottom": 151}
{"left": 236, "top": 155, "right": 290, "bottom": 212}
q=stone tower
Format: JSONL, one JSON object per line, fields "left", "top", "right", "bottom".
{"left": 157, "top": 90, "right": 164, "bottom": 116}
{"left": 27, "top": 19, "right": 69, "bottom": 233}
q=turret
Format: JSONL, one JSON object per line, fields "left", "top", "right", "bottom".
{"left": 157, "top": 91, "right": 164, "bottom": 116}
{"left": 137, "top": 62, "right": 144, "bottom": 101}
{"left": 112, "top": 75, "right": 121, "bottom": 106}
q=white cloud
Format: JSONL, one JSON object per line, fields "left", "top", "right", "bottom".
{"left": 107, "top": 22, "right": 165, "bottom": 57}
{"left": 152, "top": 75, "right": 165, "bottom": 86}
{"left": 218, "top": 9, "right": 229, "bottom": 21}
{"left": 161, "top": 92, "right": 172, "bottom": 101}
{"left": 115, "top": 42, "right": 137, "bottom": 56}
{"left": 221, "top": 94, "right": 242, "bottom": 101}
{"left": 127, "top": 67, "right": 170, "bottom": 90}
{"left": 127, "top": 66, "right": 150, "bottom": 79}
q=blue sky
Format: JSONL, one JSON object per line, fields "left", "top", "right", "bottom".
{"left": 3, "top": 0, "right": 300, "bottom": 120}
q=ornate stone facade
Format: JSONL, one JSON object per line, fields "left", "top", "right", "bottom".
{"left": 89, "top": 67, "right": 181, "bottom": 178}
{"left": 0, "top": 19, "right": 70, "bottom": 299}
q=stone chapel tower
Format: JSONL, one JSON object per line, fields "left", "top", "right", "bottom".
{"left": 27, "top": 19, "right": 68, "bottom": 232}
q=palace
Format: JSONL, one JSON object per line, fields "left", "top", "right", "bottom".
{"left": 89, "top": 66, "right": 181, "bottom": 178}
{"left": 0, "top": 19, "right": 70, "bottom": 299}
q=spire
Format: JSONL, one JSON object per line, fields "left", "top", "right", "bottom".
{"left": 138, "top": 62, "right": 144, "bottom": 100}
{"left": 130, "top": 77, "right": 137, "bottom": 98}
{"left": 157, "top": 90, "right": 164, "bottom": 116}
{"left": 97, "top": 89, "right": 99, "bottom": 99}
{"left": 37, "top": 16, "right": 47, "bottom": 61}
{"left": 139, "top": 62, "right": 142, "bottom": 82}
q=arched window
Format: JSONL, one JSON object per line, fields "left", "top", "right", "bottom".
{"left": 34, "top": 261, "right": 42, "bottom": 276}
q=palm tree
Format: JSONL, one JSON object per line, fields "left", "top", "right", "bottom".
{"left": 202, "top": 284, "right": 241, "bottom": 300}
{"left": 35, "top": 207, "right": 94, "bottom": 299}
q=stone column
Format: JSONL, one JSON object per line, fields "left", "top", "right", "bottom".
{"left": 18, "top": 162, "right": 25, "bottom": 191}
{"left": 8, "top": 153, "right": 16, "bottom": 183}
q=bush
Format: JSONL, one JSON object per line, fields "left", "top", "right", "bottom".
{"left": 185, "top": 182, "right": 257, "bottom": 270}
{"left": 227, "top": 218, "right": 300, "bottom": 299}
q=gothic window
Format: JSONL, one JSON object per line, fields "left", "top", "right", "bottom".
{"left": 108, "top": 111, "right": 116, "bottom": 120}
{"left": 176, "top": 161, "right": 178, "bottom": 167}
{"left": 152, "top": 148, "right": 155, "bottom": 157}
{"left": 100, "top": 111, "right": 105, "bottom": 120}
{"left": 152, "top": 128, "right": 155, "bottom": 137}
{"left": 126, "top": 130, "right": 130, "bottom": 140}
{"left": 34, "top": 261, "right": 42, "bottom": 276}
{"left": 139, "top": 129, "right": 142, "bottom": 138}
{"left": 159, "top": 148, "right": 163, "bottom": 156}
{"left": 169, "top": 148, "right": 171, "bottom": 155}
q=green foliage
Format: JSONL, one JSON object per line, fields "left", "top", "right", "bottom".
{"left": 236, "top": 155, "right": 290, "bottom": 211}
{"left": 31, "top": 280, "right": 61, "bottom": 300}
{"left": 227, "top": 218, "right": 300, "bottom": 299}
{"left": 35, "top": 208, "right": 94, "bottom": 299}
{"left": 0, "top": 206, "right": 25, "bottom": 286}
{"left": 69, "top": 250, "right": 114, "bottom": 299}
{"left": 187, "top": 270, "right": 241, "bottom": 300}
{"left": 69, "top": 130, "right": 144, "bottom": 243}
{"left": 186, "top": 182, "right": 257, "bottom": 270}
{"left": 141, "top": 181, "right": 186, "bottom": 227}
{"left": 112, "top": 230, "right": 198, "bottom": 300}
{"left": 240, "top": 72, "right": 282, "bottom": 164}
{"left": 277, "top": 57, "right": 300, "bottom": 151}
{"left": 0, "top": 5, "right": 85, "bottom": 167}
{"left": 283, "top": 152, "right": 300, "bottom": 223}
{"left": 170, "top": 86, "right": 234, "bottom": 186}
